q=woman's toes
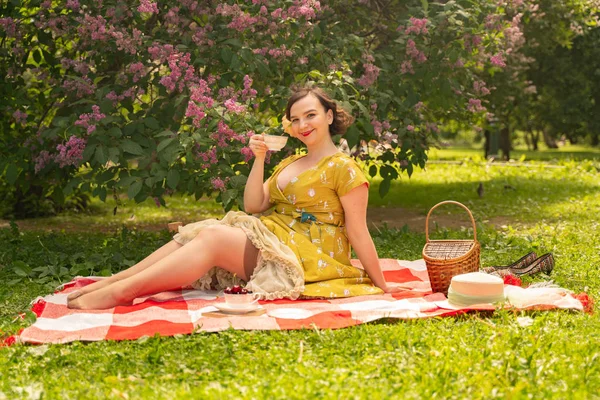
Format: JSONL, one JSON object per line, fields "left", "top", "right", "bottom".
{"left": 66, "top": 290, "right": 82, "bottom": 301}
{"left": 67, "top": 297, "right": 83, "bottom": 309}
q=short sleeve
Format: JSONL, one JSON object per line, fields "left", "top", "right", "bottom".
{"left": 334, "top": 157, "right": 369, "bottom": 197}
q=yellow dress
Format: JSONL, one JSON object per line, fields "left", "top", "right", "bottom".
{"left": 173, "top": 152, "right": 383, "bottom": 300}
{"left": 258, "top": 152, "right": 383, "bottom": 298}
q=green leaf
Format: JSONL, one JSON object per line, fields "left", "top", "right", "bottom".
{"left": 230, "top": 54, "right": 240, "bottom": 70}
{"left": 12, "top": 260, "right": 31, "bottom": 277}
{"left": 345, "top": 125, "right": 361, "bottom": 149}
{"left": 360, "top": 118, "right": 375, "bottom": 136}
{"left": 313, "top": 25, "right": 321, "bottom": 41}
{"left": 134, "top": 187, "right": 149, "bottom": 203}
{"left": 118, "top": 175, "right": 137, "bottom": 187}
{"left": 108, "top": 147, "right": 120, "bottom": 163}
{"left": 379, "top": 178, "right": 391, "bottom": 198}
{"left": 107, "top": 127, "right": 122, "bottom": 137}
{"left": 239, "top": 48, "right": 253, "bottom": 63}
{"left": 33, "top": 48, "right": 42, "bottom": 63}
{"left": 167, "top": 169, "right": 180, "bottom": 189}
{"left": 82, "top": 144, "right": 97, "bottom": 162}
{"left": 98, "top": 187, "right": 107, "bottom": 202}
{"left": 222, "top": 189, "right": 237, "bottom": 208}
{"left": 122, "top": 139, "right": 144, "bottom": 155}
{"left": 369, "top": 165, "right": 378, "bottom": 178}
{"left": 221, "top": 47, "right": 233, "bottom": 64}
{"left": 157, "top": 137, "right": 176, "bottom": 153}
{"left": 421, "top": 0, "right": 429, "bottom": 12}
{"left": 155, "top": 130, "right": 175, "bottom": 138}
{"left": 5, "top": 164, "right": 18, "bottom": 184}
{"left": 128, "top": 180, "right": 143, "bottom": 199}
{"left": 256, "top": 60, "right": 270, "bottom": 77}
{"left": 223, "top": 38, "right": 243, "bottom": 47}
{"left": 308, "top": 70, "right": 323, "bottom": 79}
{"left": 353, "top": 100, "right": 370, "bottom": 118}
{"left": 229, "top": 175, "right": 247, "bottom": 189}
{"left": 95, "top": 147, "right": 108, "bottom": 165}
{"left": 406, "top": 162, "right": 414, "bottom": 177}
{"left": 144, "top": 117, "right": 160, "bottom": 130}
{"left": 52, "top": 187, "right": 65, "bottom": 205}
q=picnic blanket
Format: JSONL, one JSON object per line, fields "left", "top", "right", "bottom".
{"left": 9, "top": 259, "right": 585, "bottom": 345}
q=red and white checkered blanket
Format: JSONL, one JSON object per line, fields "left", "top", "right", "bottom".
{"left": 11, "top": 259, "right": 584, "bottom": 345}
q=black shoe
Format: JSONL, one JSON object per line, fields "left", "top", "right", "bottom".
{"left": 482, "top": 252, "right": 537, "bottom": 274}
{"left": 510, "top": 253, "right": 554, "bottom": 276}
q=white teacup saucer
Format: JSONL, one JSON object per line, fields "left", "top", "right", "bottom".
{"left": 213, "top": 303, "right": 261, "bottom": 314}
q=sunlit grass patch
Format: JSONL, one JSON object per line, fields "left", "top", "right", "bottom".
{"left": 428, "top": 144, "right": 600, "bottom": 162}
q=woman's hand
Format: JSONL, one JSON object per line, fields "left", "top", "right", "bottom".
{"left": 382, "top": 282, "right": 412, "bottom": 294}
{"left": 249, "top": 134, "right": 269, "bottom": 160}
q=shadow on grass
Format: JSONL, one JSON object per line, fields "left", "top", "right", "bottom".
{"left": 429, "top": 146, "right": 600, "bottom": 162}
{"left": 369, "top": 171, "right": 599, "bottom": 224}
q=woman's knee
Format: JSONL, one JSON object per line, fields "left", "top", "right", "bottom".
{"left": 189, "top": 225, "right": 235, "bottom": 256}
{"left": 192, "top": 225, "right": 223, "bottom": 243}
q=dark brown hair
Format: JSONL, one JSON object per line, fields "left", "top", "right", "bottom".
{"left": 285, "top": 85, "right": 354, "bottom": 136}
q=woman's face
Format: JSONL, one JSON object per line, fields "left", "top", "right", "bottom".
{"left": 288, "top": 93, "right": 333, "bottom": 147}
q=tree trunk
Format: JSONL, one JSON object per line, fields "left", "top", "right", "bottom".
{"left": 542, "top": 128, "right": 558, "bottom": 149}
{"left": 531, "top": 130, "right": 540, "bottom": 151}
{"left": 524, "top": 130, "right": 531, "bottom": 150}
{"left": 484, "top": 129, "right": 490, "bottom": 159}
{"left": 499, "top": 126, "right": 510, "bottom": 161}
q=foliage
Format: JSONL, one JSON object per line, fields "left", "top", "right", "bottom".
{"left": 0, "top": 0, "right": 523, "bottom": 217}
{"left": 476, "top": 0, "right": 599, "bottom": 153}
{"left": 0, "top": 223, "right": 172, "bottom": 287}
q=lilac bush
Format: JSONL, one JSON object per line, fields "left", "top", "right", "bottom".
{"left": 3, "top": 0, "right": 580, "bottom": 216}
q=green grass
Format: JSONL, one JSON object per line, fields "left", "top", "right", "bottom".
{"left": 1, "top": 146, "right": 599, "bottom": 399}
{"left": 428, "top": 143, "right": 600, "bottom": 162}
{"left": 4, "top": 195, "right": 225, "bottom": 232}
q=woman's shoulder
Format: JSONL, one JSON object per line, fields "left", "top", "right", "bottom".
{"left": 329, "top": 152, "right": 360, "bottom": 167}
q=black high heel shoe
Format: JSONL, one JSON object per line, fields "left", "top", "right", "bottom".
{"left": 510, "top": 253, "right": 554, "bottom": 276}
{"left": 482, "top": 252, "right": 537, "bottom": 274}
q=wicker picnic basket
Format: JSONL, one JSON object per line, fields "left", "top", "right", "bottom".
{"left": 422, "top": 201, "right": 480, "bottom": 295}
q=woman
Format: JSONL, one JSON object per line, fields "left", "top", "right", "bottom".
{"left": 68, "top": 86, "right": 406, "bottom": 310}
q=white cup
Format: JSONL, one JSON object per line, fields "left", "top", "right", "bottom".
{"left": 262, "top": 134, "right": 288, "bottom": 151}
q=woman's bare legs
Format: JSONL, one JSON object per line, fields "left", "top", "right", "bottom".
{"left": 66, "top": 240, "right": 183, "bottom": 301}
{"left": 67, "top": 225, "right": 259, "bottom": 310}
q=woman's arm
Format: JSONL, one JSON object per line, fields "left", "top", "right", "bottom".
{"left": 243, "top": 135, "right": 273, "bottom": 214}
{"left": 340, "top": 184, "right": 407, "bottom": 293}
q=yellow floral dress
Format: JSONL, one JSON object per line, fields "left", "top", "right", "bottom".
{"left": 258, "top": 152, "right": 382, "bottom": 298}
{"left": 173, "top": 152, "right": 383, "bottom": 300}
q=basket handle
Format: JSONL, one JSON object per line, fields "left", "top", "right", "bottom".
{"left": 425, "top": 200, "right": 477, "bottom": 242}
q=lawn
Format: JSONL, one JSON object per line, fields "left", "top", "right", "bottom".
{"left": 1, "top": 147, "right": 599, "bottom": 399}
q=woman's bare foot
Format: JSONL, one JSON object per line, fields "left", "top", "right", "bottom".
{"left": 66, "top": 277, "right": 117, "bottom": 301}
{"left": 67, "top": 282, "right": 133, "bottom": 310}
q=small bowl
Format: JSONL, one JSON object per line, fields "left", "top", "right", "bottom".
{"left": 224, "top": 292, "right": 259, "bottom": 308}
{"left": 262, "top": 134, "right": 288, "bottom": 151}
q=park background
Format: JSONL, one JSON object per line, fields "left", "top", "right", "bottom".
{"left": 1, "top": 0, "right": 599, "bottom": 398}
